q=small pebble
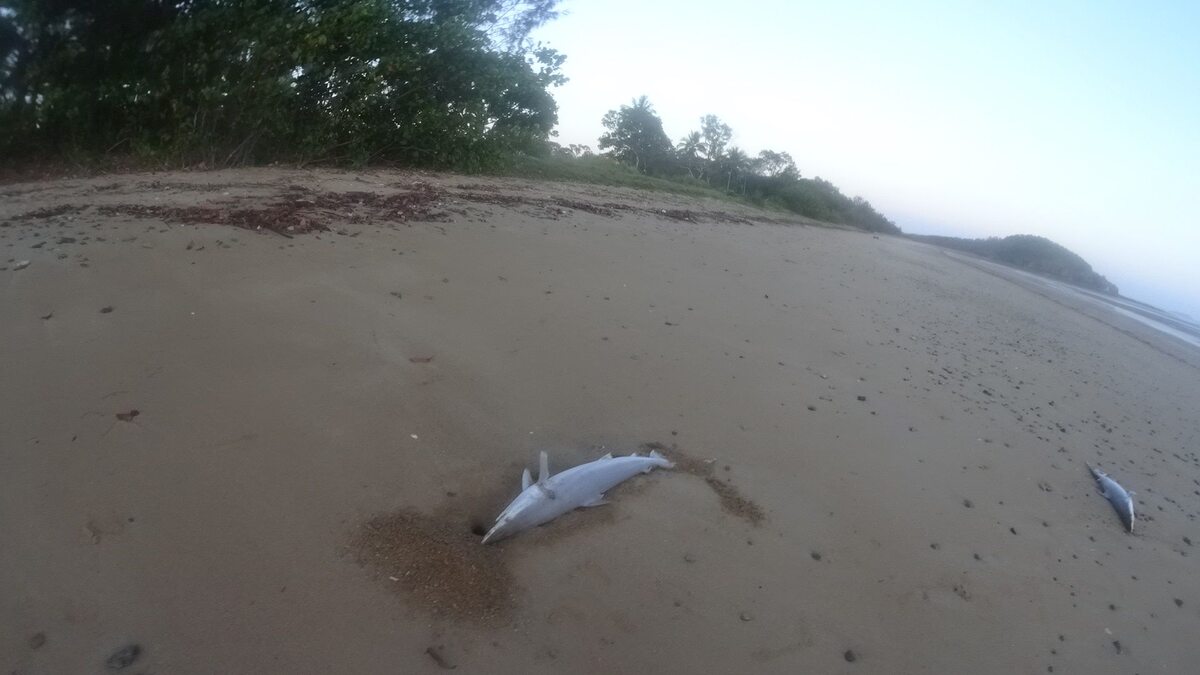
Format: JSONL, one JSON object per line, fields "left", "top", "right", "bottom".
{"left": 844, "top": 649, "right": 857, "bottom": 662}
{"left": 29, "top": 632, "right": 46, "bottom": 649}
{"left": 100, "top": 306, "right": 114, "bottom": 314}
{"left": 739, "top": 611, "right": 753, "bottom": 622}
{"left": 105, "top": 643, "right": 141, "bottom": 670}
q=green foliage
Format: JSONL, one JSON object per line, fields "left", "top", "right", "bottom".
{"left": 498, "top": 152, "right": 737, "bottom": 201}
{"left": 908, "top": 233, "right": 1119, "bottom": 294}
{"left": 698, "top": 115, "right": 731, "bottom": 162}
{"left": 753, "top": 150, "right": 798, "bottom": 179}
{"left": 0, "top": 0, "right": 564, "bottom": 168}
{"left": 597, "top": 95, "right": 674, "bottom": 175}
{"left": 590, "top": 100, "right": 900, "bottom": 233}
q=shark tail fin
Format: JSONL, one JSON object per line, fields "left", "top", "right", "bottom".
{"left": 538, "top": 451, "right": 550, "bottom": 485}
{"left": 649, "top": 449, "right": 675, "bottom": 469}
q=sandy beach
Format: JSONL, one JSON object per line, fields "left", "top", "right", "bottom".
{"left": 3, "top": 168, "right": 1198, "bottom": 674}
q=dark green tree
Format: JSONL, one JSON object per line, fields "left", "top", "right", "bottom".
{"left": 0, "top": 0, "right": 565, "bottom": 168}
{"left": 698, "top": 114, "right": 732, "bottom": 163}
{"left": 752, "top": 150, "right": 799, "bottom": 179}
{"left": 597, "top": 95, "right": 674, "bottom": 174}
{"left": 719, "top": 146, "right": 749, "bottom": 192}
{"left": 676, "top": 130, "right": 705, "bottom": 179}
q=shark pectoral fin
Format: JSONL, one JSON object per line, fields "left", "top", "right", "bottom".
{"left": 538, "top": 451, "right": 550, "bottom": 485}
{"left": 522, "top": 468, "right": 532, "bottom": 491}
{"left": 536, "top": 483, "right": 557, "bottom": 499}
{"left": 581, "top": 495, "right": 608, "bottom": 507}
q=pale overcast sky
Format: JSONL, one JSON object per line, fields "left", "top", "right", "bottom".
{"left": 533, "top": 0, "right": 1199, "bottom": 318}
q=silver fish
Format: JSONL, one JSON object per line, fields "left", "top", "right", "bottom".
{"left": 1087, "top": 463, "right": 1135, "bottom": 533}
{"left": 482, "top": 450, "right": 673, "bottom": 544}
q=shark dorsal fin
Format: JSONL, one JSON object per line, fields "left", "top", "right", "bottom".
{"left": 599, "top": 452, "right": 613, "bottom": 460}
{"left": 538, "top": 451, "right": 550, "bottom": 485}
{"left": 522, "top": 467, "right": 532, "bottom": 490}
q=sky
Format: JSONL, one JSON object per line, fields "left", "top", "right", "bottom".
{"left": 531, "top": 0, "right": 1200, "bottom": 319}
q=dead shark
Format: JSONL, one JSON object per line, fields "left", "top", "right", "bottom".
{"left": 1087, "top": 463, "right": 1135, "bottom": 533}
{"left": 481, "top": 450, "right": 673, "bottom": 544}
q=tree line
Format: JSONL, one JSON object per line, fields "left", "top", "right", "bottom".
{"left": 0, "top": 0, "right": 563, "bottom": 169}
{"left": 588, "top": 95, "right": 900, "bottom": 234}
{"left": 0, "top": 3, "right": 901, "bottom": 236}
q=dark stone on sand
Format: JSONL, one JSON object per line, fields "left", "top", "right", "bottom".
{"left": 425, "top": 645, "right": 455, "bottom": 669}
{"left": 105, "top": 643, "right": 141, "bottom": 670}
{"left": 810, "top": 551, "right": 822, "bottom": 561}
{"left": 856, "top": 395, "right": 866, "bottom": 401}
{"left": 29, "top": 632, "right": 46, "bottom": 649}
{"left": 844, "top": 649, "right": 857, "bottom": 662}
{"left": 963, "top": 499, "right": 973, "bottom": 508}
{"left": 99, "top": 306, "right": 114, "bottom": 313}
{"left": 1174, "top": 598, "right": 1183, "bottom": 607}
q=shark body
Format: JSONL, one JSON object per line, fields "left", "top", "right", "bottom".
{"left": 481, "top": 450, "right": 673, "bottom": 544}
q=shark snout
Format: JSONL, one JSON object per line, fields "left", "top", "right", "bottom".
{"left": 480, "top": 518, "right": 511, "bottom": 545}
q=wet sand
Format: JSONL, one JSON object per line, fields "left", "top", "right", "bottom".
{"left": 3, "top": 168, "right": 1199, "bottom": 673}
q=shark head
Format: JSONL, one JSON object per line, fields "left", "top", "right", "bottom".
{"left": 480, "top": 483, "right": 549, "bottom": 544}
{"left": 480, "top": 513, "right": 518, "bottom": 544}
{"left": 481, "top": 453, "right": 557, "bottom": 545}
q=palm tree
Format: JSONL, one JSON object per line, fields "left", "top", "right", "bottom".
{"left": 676, "top": 131, "right": 704, "bottom": 179}
{"left": 722, "top": 146, "right": 749, "bottom": 193}
{"left": 629, "top": 95, "right": 654, "bottom": 114}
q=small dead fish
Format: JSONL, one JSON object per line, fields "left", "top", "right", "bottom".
{"left": 1087, "top": 463, "right": 1135, "bottom": 533}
